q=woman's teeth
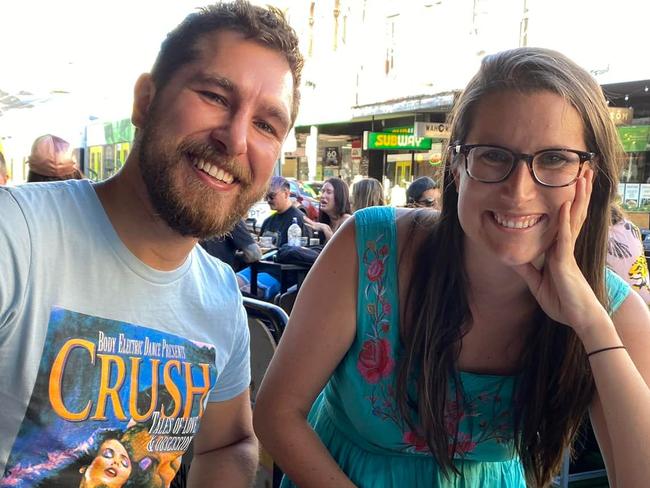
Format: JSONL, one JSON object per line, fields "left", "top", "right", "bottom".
{"left": 493, "top": 212, "right": 542, "bottom": 229}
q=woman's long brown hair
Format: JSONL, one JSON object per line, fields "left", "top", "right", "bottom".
{"left": 396, "top": 47, "right": 621, "bottom": 487}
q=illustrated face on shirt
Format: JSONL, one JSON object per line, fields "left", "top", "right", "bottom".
{"left": 81, "top": 438, "right": 132, "bottom": 488}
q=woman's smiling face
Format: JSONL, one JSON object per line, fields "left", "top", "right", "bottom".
{"left": 453, "top": 90, "right": 590, "bottom": 267}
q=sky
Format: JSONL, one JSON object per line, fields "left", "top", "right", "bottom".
{"left": 1, "top": 0, "right": 649, "bottom": 147}
{"left": 0, "top": 0, "right": 208, "bottom": 142}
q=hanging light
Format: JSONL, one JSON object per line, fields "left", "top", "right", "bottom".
{"left": 624, "top": 94, "right": 629, "bottom": 101}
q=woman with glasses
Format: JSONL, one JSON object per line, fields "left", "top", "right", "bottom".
{"left": 406, "top": 176, "right": 441, "bottom": 209}
{"left": 255, "top": 48, "right": 650, "bottom": 487}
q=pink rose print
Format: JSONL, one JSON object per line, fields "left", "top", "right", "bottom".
{"left": 449, "top": 432, "right": 477, "bottom": 456}
{"left": 382, "top": 301, "right": 392, "bottom": 315}
{"left": 367, "top": 259, "right": 385, "bottom": 282}
{"left": 379, "top": 244, "right": 389, "bottom": 256}
{"left": 357, "top": 338, "right": 395, "bottom": 383}
{"left": 403, "top": 431, "right": 429, "bottom": 452}
{"left": 444, "top": 400, "right": 466, "bottom": 434}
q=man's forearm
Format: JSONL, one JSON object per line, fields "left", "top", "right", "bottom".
{"left": 188, "top": 435, "right": 259, "bottom": 487}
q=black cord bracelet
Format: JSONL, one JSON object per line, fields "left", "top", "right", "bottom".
{"left": 587, "top": 345, "right": 626, "bottom": 358}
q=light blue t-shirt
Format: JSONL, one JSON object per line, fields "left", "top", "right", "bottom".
{"left": 0, "top": 180, "right": 250, "bottom": 484}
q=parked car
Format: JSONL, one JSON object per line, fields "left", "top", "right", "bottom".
{"left": 303, "top": 181, "right": 324, "bottom": 198}
{"left": 286, "top": 178, "right": 319, "bottom": 220}
{"left": 247, "top": 199, "right": 273, "bottom": 234}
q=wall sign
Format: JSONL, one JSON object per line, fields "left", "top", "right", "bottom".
{"left": 363, "top": 131, "right": 432, "bottom": 151}
{"left": 323, "top": 146, "right": 340, "bottom": 165}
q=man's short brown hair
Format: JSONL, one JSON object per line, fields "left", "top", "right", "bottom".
{"left": 150, "top": 0, "right": 304, "bottom": 124}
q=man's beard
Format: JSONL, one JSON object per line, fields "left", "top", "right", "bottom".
{"left": 137, "top": 119, "right": 264, "bottom": 239}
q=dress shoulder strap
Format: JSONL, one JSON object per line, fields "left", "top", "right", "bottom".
{"left": 353, "top": 207, "right": 400, "bottom": 340}
{"left": 606, "top": 267, "right": 631, "bottom": 313}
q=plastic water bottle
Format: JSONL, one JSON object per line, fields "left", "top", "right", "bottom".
{"left": 287, "top": 217, "right": 302, "bottom": 247}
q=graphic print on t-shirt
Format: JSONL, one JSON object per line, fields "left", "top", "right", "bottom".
{"left": 1, "top": 308, "right": 217, "bottom": 487}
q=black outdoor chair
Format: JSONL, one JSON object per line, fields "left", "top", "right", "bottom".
{"left": 172, "top": 297, "right": 288, "bottom": 488}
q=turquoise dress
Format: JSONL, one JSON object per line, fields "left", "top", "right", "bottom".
{"left": 282, "top": 206, "right": 630, "bottom": 488}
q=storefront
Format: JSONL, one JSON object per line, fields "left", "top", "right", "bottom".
{"left": 617, "top": 123, "right": 650, "bottom": 227}
{"left": 362, "top": 125, "right": 445, "bottom": 204}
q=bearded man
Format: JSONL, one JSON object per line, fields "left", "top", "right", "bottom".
{"left": 0, "top": 1, "right": 302, "bottom": 487}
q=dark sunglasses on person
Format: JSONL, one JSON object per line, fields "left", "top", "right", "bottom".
{"left": 265, "top": 192, "right": 276, "bottom": 201}
{"left": 417, "top": 197, "right": 436, "bottom": 207}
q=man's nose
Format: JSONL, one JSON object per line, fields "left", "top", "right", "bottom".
{"left": 211, "top": 111, "right": 248, "bottom": 156}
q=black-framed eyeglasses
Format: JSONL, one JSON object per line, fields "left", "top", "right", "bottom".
{"left": 417, "top": 197, "right": 436, "bottom": 207}
{"left": 265, "top": 192, "right": 277, "bottom": 200}
{"left": 452, "top": 144, "right": 596, "bottom": 188}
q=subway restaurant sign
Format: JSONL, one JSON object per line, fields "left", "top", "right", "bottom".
{"left": 363, "top": 131, "right": 432, "bottom": 151}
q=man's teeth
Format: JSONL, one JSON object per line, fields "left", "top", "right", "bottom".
{"left": 493, "top": 212, "right": 542, "bottom": 229}
{"left": 194, "top": 159, "right": 234, "bottom": 184}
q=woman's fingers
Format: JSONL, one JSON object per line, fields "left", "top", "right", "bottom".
{"left": 569, "top": 167, "right": 593, "bottom": 240}
{"left": 554, "top": 200, "right": 574, "bottom": 259}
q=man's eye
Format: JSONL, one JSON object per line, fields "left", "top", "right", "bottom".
{"left": 255, "top": 120, "right": 277, "bottom": 135}
{"left": 199, "top": 91, "right": 227, "bottom": 105}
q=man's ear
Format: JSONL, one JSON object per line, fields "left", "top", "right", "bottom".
{"left": 132, "top": 74, "right": 156, "bottom": 129}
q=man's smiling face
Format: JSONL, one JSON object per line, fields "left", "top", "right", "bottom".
{"left": 136, "top": 29, "right": 294, "bottom": 238}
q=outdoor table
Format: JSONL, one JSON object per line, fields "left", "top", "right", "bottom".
{"left": 249, "top": 259, "right": 312, "bottom": 296}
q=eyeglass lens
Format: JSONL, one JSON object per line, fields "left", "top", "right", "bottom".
{"left": 466, "top": 146, "right": 582, "bottom": 186}
{"left": 266, "top": 192, "right": 276, "bottom": 200}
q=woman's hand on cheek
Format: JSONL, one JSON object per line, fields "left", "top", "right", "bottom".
{"left": 512, "top": 169, "right": 604, "bottom": 332}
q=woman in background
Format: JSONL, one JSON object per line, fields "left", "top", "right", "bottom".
{"left": 608, "top": 203, "right": 650, "bottom": 304}
{"left": 304, "top": 177, "right": 352, "bottom": 243}
{"left": 406, "top": 176, "right": 440, "bottom": 209}
{"left": 352, "top": 177, "right": 384, "bottom": 211}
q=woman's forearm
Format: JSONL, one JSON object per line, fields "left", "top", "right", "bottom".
{"left": 579, "top": 316, "right": 650, "bottom": 486}
{"left": 255, "top": 410, "right": 356, "bottom": 488}
{"left": 319, "top": 223, "right": 334, "bottom": 242}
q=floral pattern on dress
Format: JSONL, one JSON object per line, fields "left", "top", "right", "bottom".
{"left": 357, "top": 234, "right": 514, "bottom": 458}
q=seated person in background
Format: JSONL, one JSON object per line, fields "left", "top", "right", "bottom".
{"left": 201, "top": 218, "right": 262, "bottom": 272}
{"left": 406, "top": 175, "right": 441, "bottom": 209}
{"left": 607, "top": 203, "right": 650, "bottom": 304}
{"left": 260, "top": 176, "right": 308, "bottom": 247}
{"left": 351, "top": 177, "right": 384, "bottom": 211}
{"left": 26, "top": 134, "right": 84, "bottom": 182}
{"left": 304, "top": 177, "right": 351, "bottom": 243}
